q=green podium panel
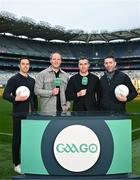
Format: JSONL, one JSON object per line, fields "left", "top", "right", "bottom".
{"left": 21, "top": 115, "right": 132, "bottom": 176}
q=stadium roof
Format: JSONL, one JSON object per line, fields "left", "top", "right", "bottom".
{"left": 1, "top": 11, "right": 140, "bottom": 43}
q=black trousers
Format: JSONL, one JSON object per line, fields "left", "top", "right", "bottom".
{"left": 12, "top": 116, "right": 26, "bottom": 166}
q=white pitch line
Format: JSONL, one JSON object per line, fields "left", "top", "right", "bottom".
{"left": 132, "top": 128, "right": 140, "bottom": 133}
{"left": 0, "top": 132, "right": 12, "bottom": 136}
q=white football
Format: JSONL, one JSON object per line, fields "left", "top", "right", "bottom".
{"left": 115, "top": 84, "right": 129, "bottom": 97}
{"left": 16, "top": 86, "right": 30, "bottom": 98}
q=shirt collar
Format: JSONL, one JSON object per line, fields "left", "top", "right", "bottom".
{"left": 48, "top": 65, "right": 64, "bottom": 73}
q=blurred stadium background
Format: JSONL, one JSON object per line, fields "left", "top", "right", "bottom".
{"left": 0, "top": 11, "right": 140, "bottom": 178}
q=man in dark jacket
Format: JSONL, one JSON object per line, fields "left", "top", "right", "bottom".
{"left": 66, "top": 57, "right": 101, "bottom": 112}
{"left": 100, "top": 56, "right": 137, "bottom": 113}
{"left": 3, "top": 57, "right": 38, "bottom": 174}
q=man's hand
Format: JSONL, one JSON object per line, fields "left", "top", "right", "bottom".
{"left": 77, "top": 89, "right": 87, "bottom": 97}
{"left": 15, "top": 95, "right": 28, "bottom": 101}
{"left": 62, "top": 104, "right": 69, "bottom": 112}
{"left": 116, "top": 94, "right": 127, "bottom": 102}
{"left": 52, "top": 88, "right": 59, "bottom": 95}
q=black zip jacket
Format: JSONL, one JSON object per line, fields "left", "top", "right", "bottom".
{"left": 100, "top": 70, "right": 137, "bottom": 112}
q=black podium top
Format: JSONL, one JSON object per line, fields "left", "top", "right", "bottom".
{"left": 25, "top": 111, "right": 133, "bottom": 121}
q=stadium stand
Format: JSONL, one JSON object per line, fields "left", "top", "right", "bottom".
{"left": 0, "top": 11, "right": 140, "bottom": 78}
{"left": 1, "top": 34, "right": 140, "bottom": 70}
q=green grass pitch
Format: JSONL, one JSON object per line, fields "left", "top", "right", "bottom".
{"left": 0, "top": 89, "right": 140, "bottom": 178}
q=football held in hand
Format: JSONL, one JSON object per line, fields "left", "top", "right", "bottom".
{"left": 16, "top": 86, "right": 30, "bottom": 98}
{"left": 115, "top": 84, "right": 129, "bottom": 97}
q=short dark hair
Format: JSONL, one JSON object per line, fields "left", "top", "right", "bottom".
{"left": 19, "top": 57, "right": 30, "bottom": 64}
{"left": 104, "top": 56, "right": 116, "bottom": 62}
{"left": 104, "top": 55, "right": 116, "bottom": 61}
{"left": 79, "top": 57, "right": 90, "bottom": 63}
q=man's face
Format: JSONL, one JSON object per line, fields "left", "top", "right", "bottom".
{"left": 78, "top": 59, "right": 90, "bottom": 74}
{"left": 50, "top": 53, "right": 62, "bottom": 69}
{"left": 18, "top": 59, "right": 30, "bottom": 73}
{"left": 104, "top": 58, "right": 117, "bottom": 72}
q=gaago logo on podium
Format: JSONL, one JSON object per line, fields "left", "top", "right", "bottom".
{"left": 53, "top": 125, "right": 100, "bottom": 172}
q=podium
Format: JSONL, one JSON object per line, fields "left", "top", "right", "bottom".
{"left": 19, "top": 113, "right": 133, "bottom": 179}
